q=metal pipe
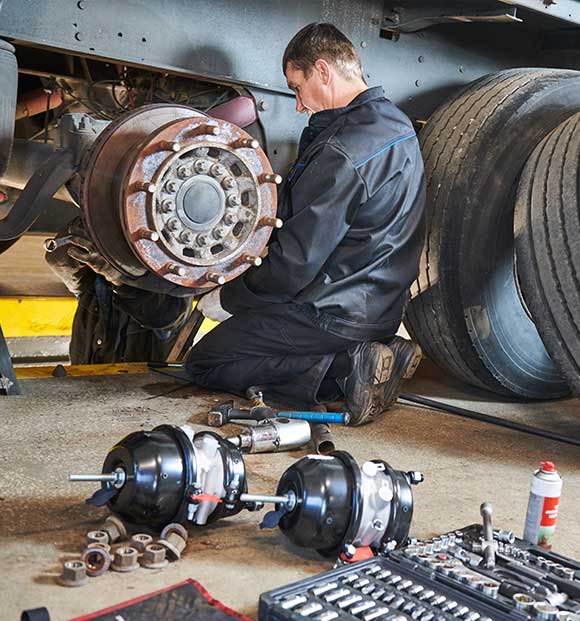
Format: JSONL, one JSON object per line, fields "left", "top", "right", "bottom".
{"left": 398, "top": 393, "right": 580, "bottom": 448}
{"left": 1, "top": 139, "right": 75, "bottom": 203}
{"left": 311, "top": 422, "right": 335, "bottom": 455}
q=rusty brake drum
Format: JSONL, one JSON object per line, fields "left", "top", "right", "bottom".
{"left": 81, "top": 104, "right": 281, "bottom": 289}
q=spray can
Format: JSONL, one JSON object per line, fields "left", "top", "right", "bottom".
{"left": 523, "top": 461, "right": 563, "bottom": 549}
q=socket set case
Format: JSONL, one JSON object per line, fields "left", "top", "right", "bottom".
{"left": 259, "top": 525, "right": 580, "bottom": 621}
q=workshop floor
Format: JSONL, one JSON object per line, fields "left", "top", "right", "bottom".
{"left": 1, "top": 361, "right": 579, "bottom": 621}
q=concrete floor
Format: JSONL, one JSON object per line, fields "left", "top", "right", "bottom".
{"left": 1, "top": 362, "right": 579, "bottom": 621}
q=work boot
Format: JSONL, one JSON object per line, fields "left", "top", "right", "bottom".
{"left": 339, "top": 337, "right": 422, "bottom": 426}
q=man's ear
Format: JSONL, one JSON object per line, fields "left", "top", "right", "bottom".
{"left": 313, "top": 58, "right": 332, "bottom": 85}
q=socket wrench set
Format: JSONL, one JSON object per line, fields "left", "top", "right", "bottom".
{"left": 259, "top": 525, "right": 580, "bottom": 621}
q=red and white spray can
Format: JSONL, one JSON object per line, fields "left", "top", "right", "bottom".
{"left": 523, "top": 461, "right": 563, "bottom": 549}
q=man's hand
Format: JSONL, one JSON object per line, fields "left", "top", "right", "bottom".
{"left": 67, "top": 219, "right": 124, "bottom": 286}
{"left": 197, "top": 287, "right": 232, "bottom": 322}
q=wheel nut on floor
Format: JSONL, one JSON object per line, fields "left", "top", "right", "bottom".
{"left": 101, "top": 515, "right": 127, "bottom": 544}
{"left": 111, "top": 546, "right": 139, "bottom": 572}
{"left": 85, "top": 530, "right": 108, "bottom": 546}
{"left": 58, "top": 560, "right": 89, "bottom": 587}
{"left": 158, "top": 523, "right": 188, "bottom": 561}
{"left": 140, "top": 543, "right": 169, "bottom": 569}
{"left": 130, "top": 533, "right": 154, "bottom": 553}
{"left": 80, "top": 546, "right": 112, "bottom": 577}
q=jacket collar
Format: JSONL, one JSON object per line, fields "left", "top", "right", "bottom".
{"left": 308, "top": 86, "right": 385, "bottom": 131}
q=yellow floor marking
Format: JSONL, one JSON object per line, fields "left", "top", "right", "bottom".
{"left": 15, "top": 362, "right": 151, "bottom": 379}
{"left": 0, "top": 297, "right": 76, "bottom": 337}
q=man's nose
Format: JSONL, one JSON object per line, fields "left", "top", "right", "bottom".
{"left": 295, "top": 96, "right": 306, "bottom": 114}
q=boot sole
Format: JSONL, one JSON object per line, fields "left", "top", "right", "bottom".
{"left": 351, "top": 341, "right": 422, "bottom": 426}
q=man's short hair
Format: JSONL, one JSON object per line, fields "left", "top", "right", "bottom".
{"left": 283, "top": 23, "right": 365, "bottom": 82}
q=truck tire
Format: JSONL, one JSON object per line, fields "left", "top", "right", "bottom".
{"left": 0, "top": 39, "right": 17, "bottom": 180}
{"left": 405, "top": 69, "right": 579, "bottom": 399}
{"left": 515, "top": 112, "right": 580, "bottom": 396}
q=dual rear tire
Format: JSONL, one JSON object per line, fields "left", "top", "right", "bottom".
{"left": 406, "top": 69, "right": 580, "bottom": 399}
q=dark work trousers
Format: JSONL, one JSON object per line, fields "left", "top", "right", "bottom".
{"left": 185, "top": 303, "right": 365, "bottom": 408}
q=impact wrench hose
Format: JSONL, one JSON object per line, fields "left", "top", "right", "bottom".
{"left": 398, "top": 393, "right": 580, "bottom": 449}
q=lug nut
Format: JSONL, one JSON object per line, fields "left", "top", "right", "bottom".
{"left": 232, "top": 137, "right": 259, "bottom": 149}
{"left": 101, "top": 515, "right": 127, "bottom": 544}
{"left": 111, "top": 546, "right": 139, "bottom": 573}
{"left": 140, "top": 543, "right": 168, "bottom": 569}
{"left": 227, "top": 195, "right": 241, "bottom": 208}
{"left": 165, "top": 179, "right": 179, "bottom": 193}
{"left": 197, "top": 234, "right": 210, "bottom": 246}
{"left": 259, "top": 172, "right": 282, "bottom": 184}
{"left": 180, "top": 230, "right": 194, "bottom": 244}
{"left": 222, "top": 176, "right": 236, "bottom": 190}
{"left": 177, "top": 165, "right": 191, "bottom": 178}
{"left": 86, "top": 530, "right": 108, "bottom": 546}
{"left": 161, "top": 199, "right": 175, "bottom": 214}
{"left": 135, "top": 181, "right": 157, "bottom": 193}
{"left": 159, "top": 140, "right": 181, "bottom": 152}
{"left": 159, "top": 523, "right": 188, "bottom": 561}
{"left": 137, "top": 228, "right": 159, "bottom": 242}
{"left": 260, "top": 216, "right": 283, "bottom": 229}
{"left": 80, "top": 546, "right": 112, "bottom": 577}
{"left": 210, "top": 163, "right": 226, "bottom": 177}
{"left": 166, "top": 263, "right": 186, "bottom": 276}
{"left": 242, "top": 254, "right": 262, "bottom": 267}
{"left": 166, "top": 217, "right": 180, "bottom": 231}
{"left": 213, "top": 226, "right": 227, "bottom": 240}
{"left": 223, "top": 211, "right": 238, "bottom": 226}
{"left": 130, "top": 533, "right": 154, "bottom": 553}
{"left": 58, "top": 560, "right": 89, "bottom": 587}
{"left": 206, "top": 273, "right": 226, "bottom": 285}
{"left": 194, "top": 159, "right": 211, "bottom": 174}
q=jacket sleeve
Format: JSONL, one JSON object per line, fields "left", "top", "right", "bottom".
{"left": 112, "top": 285, "right": 193, "bottom": 331}
{"left": 220, "top": 144, "right": 366, "bottom": 314}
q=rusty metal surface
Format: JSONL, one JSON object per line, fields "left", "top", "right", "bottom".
{"left": 81, "top": 104, "right": 197, "bottom": 278}
{"left": 82, "top": 103, "right": 277, "bottom": 288}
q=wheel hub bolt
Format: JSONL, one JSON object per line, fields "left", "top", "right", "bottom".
{"left": 165, "top": 179, "right": 179, "bottom": 193}
{"left": 210, "top": 163, "right": 226, "bottom": 177}
{"left": 177, "top": 165, "right": 191, "bottom": 178}
{"left": 197, "top": 233, "right": 210, "bottom": 246}
{"left": 180, "top": 230, "right": 194, "bottom": 244}
{"left": 223, "top": 212, "right": 238, "bottom": 226}
{"left": 227, "top": 195, "right": 240, "bottom": 208}
{"left": 222, "top": 176, "right": 236, "bottom": 190}
{"left": 161, "top": 199, "right": 175, "bottom": 214}
{"left": 166, "top": 263, "right": 186, "bottom": 276}
{"left": 213, "top": 226, "right": 227, "bottom": 240}
{"left": 194, "top": 159, "right": 211, "bottom": 174}
{"left": 166, "top": 217, "right": 180, "bottom": 231}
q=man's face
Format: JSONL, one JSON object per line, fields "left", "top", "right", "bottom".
{"left": 285, "top": 62, "right": 327, "bottom": 116}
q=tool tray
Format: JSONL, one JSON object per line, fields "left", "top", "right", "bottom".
{"left": 259, "top": 525, "right": 580, "bottom": 621}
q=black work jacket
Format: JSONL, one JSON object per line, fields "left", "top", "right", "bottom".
{"left": 46, "top": 246, "right": 192, "bottom": 364}
{"left": 221, "top": 86, "right": 426, "bottom": 340}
